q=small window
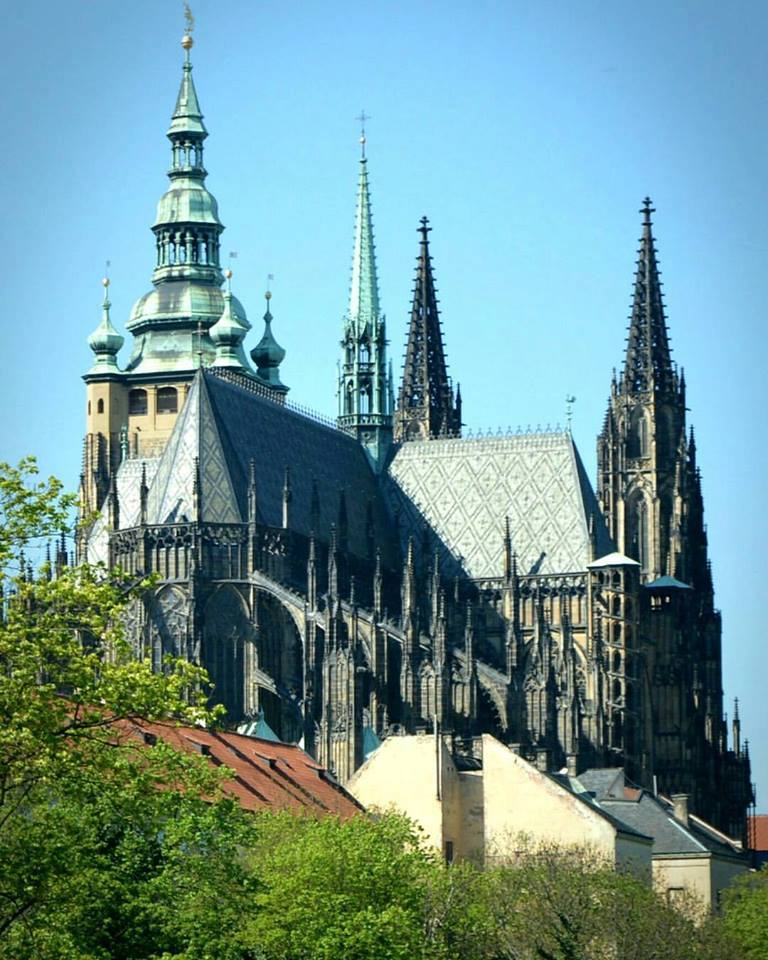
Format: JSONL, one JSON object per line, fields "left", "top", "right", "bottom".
{"left": 87, "top": 401, "right": 91, "bottom": 415}
{"left": 666, "top": 887, "right": 685, "bottom": 905}
{"left": 129, "top": 389, "right": 148, "bottom": 416}
{"left": 97, "top": 398, "right": 104, "bottom": 414}
{"left": 157, "top": 387, "right": 178, "bottom": 414}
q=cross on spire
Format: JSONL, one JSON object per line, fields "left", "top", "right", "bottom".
{"left": 356, "top": 110, "right": 370, "bottom": 158}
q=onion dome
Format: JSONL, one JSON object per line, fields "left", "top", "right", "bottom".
{"left": 251, "top": 291, "right": 287, "bottom": 391}
{"left": 209, "top": 269, "right": 251, "bottom": 368}
{"left": 87, "top": 278, "right": 124, "bottom": 373}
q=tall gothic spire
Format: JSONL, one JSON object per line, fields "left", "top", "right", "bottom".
{"left": 395, "top": 218, "right": 461, "bottom": 441}
{"left": 123, "top": 33, "right": 250, "bottom": 376}
{"left": 621, "top": 199, "right": 676, "bottom": 396}
{"left": 337, "top": 133, "right": 393, "bottom": 471}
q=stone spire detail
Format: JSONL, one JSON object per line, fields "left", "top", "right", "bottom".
{"left": 337, "top": 138, "right": 393, "bottom": 470}
{"left": 621, "top": 198, "right": 676, "bottom": 397}
{"left": 395, "top": 218, "right": 461, "bottom": 442}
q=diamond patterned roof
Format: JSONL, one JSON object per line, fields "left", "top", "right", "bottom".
{"left": 387, "top": 432, "right": 612, "bottom": 579}
{"left": 85, "top": 458, "right": 160, "bottom": 564}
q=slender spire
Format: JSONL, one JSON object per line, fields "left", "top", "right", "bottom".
{"left": 621, "top": 199, "right": 675, "bottom": 395}
{"left": 87, "top": 276, "right": 124, "bottom": 373}
{"left": 337, "top": 132, "right": 392, "bottom": 469}
{"left": 348, "top": 148, "right": 380, "bottom": 331}
{"left": 395, "top": 217, "right": 461, "bottom": 441}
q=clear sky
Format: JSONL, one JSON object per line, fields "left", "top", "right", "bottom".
{"left": 0, "top": 0, "right": 764, "bottom": 805}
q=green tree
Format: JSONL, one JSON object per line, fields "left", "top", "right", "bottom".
{"left": 722, "top": 865, "right": 768, "bottom": 960}
{"left": 0, "top": 459, "right": 260, "bottom": 958}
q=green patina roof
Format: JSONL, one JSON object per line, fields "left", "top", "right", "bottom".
{"left": 347, "top": 157, "right": 381, "bottom": 333}
{"left": 237, "top": 709, "right": 281, "bottom": 743}
{"left": 87, "top": 282, "right": 124, "bottom": 374}
{"left": 168, "top": 58, "right": 207, "bottom": 138}
{"left": 644, "top": 575, "right": 693, "bottom": 590}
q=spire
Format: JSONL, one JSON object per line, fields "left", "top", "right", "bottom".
{"left": 122, "top": 31, "right": 249, "bottom": 377}
{"left": 348, "top": 151, "right": 380, "bottom": 332}
{"left": 395, "top": 217, "right": 461, "bottom": 441}
{"left": 337, "top": 134, "right": 392, "bottom": 469}
{"left": 87, "top": 277, "right": 124, "bottom": 374}
{"left": 250, "top": 289, "right": 288, "bottom": 393}
{"left": 621, "top": 199, "right": 675, "bottom": 395}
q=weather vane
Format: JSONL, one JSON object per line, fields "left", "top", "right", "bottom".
{"left": 565, "top": 395, "right": 576, "bottom": 431}
{"left": 183, "top": 2, "right": 195, "bottom": 34}
{"left": 266, "top": 273, "right": 274, "bottom": 302}
{"left": 356, "top": 110, "right": 370, "bottom": 158}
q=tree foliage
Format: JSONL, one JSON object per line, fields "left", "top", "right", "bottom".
{"left": 722, "top": 865, "right": 768, "bottom": 959}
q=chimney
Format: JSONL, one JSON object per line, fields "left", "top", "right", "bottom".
{"left": 671, "top": 793, "right": 689, "bottom": 827}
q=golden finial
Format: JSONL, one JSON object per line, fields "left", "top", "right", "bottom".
{"left": 356, "top": 110, "right": 370, "bottom": 159}
{"left": 102, "top": 259, "right": 111, "bottom": 288}
{"left": 182, "top": 1, "right": 195, "bottom": 50}
{"left": 265, "top": 273, "right": 274, "bottom": 301}
{"left": 224, "top": 268, "right": 233, "bottom": 280}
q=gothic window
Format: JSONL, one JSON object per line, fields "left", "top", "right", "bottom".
{"left": 148, "top": 586, "right": 187, "bottom": 673}
{"left": 129, "top": 389, "right": 148, "bottom": 416}
{"left": 628, "top": 494, "right": 649, "bottom": 570}
{"left": 157, "top": 387, "right": 178, "bottom": 414}
{"left": 627, "top": 408, "right": 649, "bottom": 458}
{"left": 359, "top": 342, "right": 370, "bottom": 364}
{"left": 203, "top": 586, "right": 251, "bottom": 720}
{"left": 345, "top": 381, "right": 354, "bottom": 415}
{"left": 97, "top": 398, "right": 104, "bottom": 414}
{"left": 359, "top": 385, "right": 371, "bottom": 415}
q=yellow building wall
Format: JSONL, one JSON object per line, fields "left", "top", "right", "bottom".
{"left": 480, "top": 735, "right": 618, "bottom": 862}
{"left": 653, "top": 857, "right": 711, "bottom": 909}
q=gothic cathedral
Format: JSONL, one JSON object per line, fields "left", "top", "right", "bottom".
{"left": 79, "top": 34, "right": 752, "bottom": 840}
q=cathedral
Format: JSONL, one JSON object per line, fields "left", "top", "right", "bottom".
{"left": 79, "top": 32, "right": 752, "bottom": 840}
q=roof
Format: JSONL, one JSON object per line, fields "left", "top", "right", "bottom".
{"left": 588, "top": 552, "right": 640, "bottom": 569}
{"left": 121, "top": 717, "right": 362, "bottom": 817}
{"left": 749, "top": 814, "right": 768, "bottom": 852}
{"left": 100, "top": 371, "right": 399, "bottom": 566}
{"left": 547, "top": 772, "right": 652, "bottom": 842}
{"left": 644, "top": 575, "right": 693, "bottom": 590}
{"left": 578, "top": 769, "right": 744, "bottom": 859}
{"left": 387, "top": 431, "right": 613, "bottom": 579}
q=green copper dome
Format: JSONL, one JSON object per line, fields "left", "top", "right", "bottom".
{"left": 87, "top": 280, "right": 124, "bottom": 374}
{"left": 210, "top": 285, "right": 252, "bottom": 369}
{"left": 251, "top": 294, "right": 287, "bottom": 390}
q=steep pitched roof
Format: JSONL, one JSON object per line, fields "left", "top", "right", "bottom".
{"left": 387, "top": 431, "right": 613, "bottom": 578}
{"left": 137, "top": 371, "right": 398, "bottom": 564}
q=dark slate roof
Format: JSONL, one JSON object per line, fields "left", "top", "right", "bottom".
{"left": 145, "top": 370, "right": 400, "bottom": 566}
{"left": 577, "top": 768, "right": 744, "bottom": 859}
{"left": 547, "top": 772, "right": 652, "bottom": 842}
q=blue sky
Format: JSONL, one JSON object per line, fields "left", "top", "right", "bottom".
{"left": 0, "top": 0, "right": 765, "bottom": 805}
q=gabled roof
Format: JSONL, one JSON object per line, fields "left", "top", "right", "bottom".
{"left": 387, "top": 431, "right": 613, "bottom": 578}
{"left": 578, "top": 768, "right": 744, "bottom": 859}
{"left": 122, "top": 717, "right": 362, "bottom": 817}
{"left": 588, "top": 552, "right": 640, "bottom": 569}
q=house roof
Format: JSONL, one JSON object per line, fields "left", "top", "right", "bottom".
{"left": 578, "top": 768, "right": 744, "bottom": 859}
{"left": 387, "top": 431, "right": 613, "bottom": 579}
{"left": 547, "top": 772, "right": 652, "bottom": 843}
{"left": 119, "top": 717, "right": 363, "bottom": 817}
{"left": 644, "top": 575, "right": 693, "bottom": 590}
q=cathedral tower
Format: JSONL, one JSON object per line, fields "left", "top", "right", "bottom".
{"left": 597, "top": 199, "right": 688, "bottom": 582}
{"left": 337, "top": 135, "right": 393, "bottom": 471}
{"left": 395, "top": 218, "right": 461, "bottom": 441}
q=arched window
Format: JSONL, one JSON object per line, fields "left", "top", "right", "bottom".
{"left": 627, "top": 407, "right": 649, "bottom": 458}
{"left": 359, "top": 341, "right": 370, "bottom": 364}
{"left": 128, "top": 389, "right": 148, "bottom": 416}
{"left": 359, "top": 385, "right": 371, "bottom": 415}
{"left": 629, "top": 495, "right": 649, "bottom": 571}
{"left": 97, "top": 398, "right": 104, "bottom": 414}
{"left": 157, "top": 387, "right": 178, "bottom": 414}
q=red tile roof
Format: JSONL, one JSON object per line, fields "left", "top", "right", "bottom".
{"left": 749, "top": 814, "right": 768, "bottom": 852}
{"left": 117, "top": 717, "right": 363, "bottom": 817}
